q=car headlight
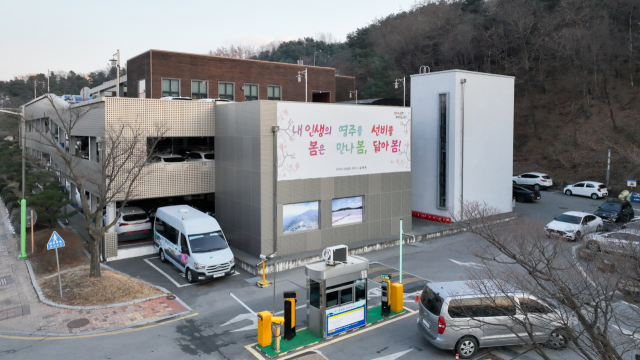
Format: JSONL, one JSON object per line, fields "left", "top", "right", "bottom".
{"left": 194, "top": 262, "right": 206, "bottom": 270}
{"left": 565, "top": 230, "right": 576, "bottom": 234}
{"left": 230, "top": 258, "right": 235, "bottom": 265}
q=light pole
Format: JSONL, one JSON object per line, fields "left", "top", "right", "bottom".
{"left": 33, "top": 80, "right": 45, "bottom": 99}
{"left": 394, "top": 77, "right": 406, "bottom": 107}
{"left": 297, "top": 68, "right": 308, "bottom": 102}
{"left": 349, "top": 90, "right": 358, "bottom": 104}
{"left": 110, "top": 50, "right": 120, "bottom": 97}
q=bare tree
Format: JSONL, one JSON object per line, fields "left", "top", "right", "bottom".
{"left": 27, "top": 95, "right": 167, "bottom": 277}
{"left": 452, "top": 201, "right": 640, "bottom": 360}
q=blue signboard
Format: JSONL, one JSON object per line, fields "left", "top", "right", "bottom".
{"left": 630, "top": 192, "right": 640, "bottom": 203}
{"left": 46, "top": 231, "right": 65, "bottom": 250}
{"left": 326, "top": 300, "right": 367, "bottom": 337}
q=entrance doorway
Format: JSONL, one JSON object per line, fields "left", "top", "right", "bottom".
{"left": 312, "top": 91, "right": 331, "bottom": 103}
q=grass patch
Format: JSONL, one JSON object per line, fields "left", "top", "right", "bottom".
{"left": 28, "top": 226, "right": 163, "bottom": 306}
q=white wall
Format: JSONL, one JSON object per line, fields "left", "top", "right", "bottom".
{"left": 411, "top": 70, "right": 514, "bottom": 219}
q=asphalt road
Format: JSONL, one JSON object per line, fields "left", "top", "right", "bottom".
{"left": 0, "top": 191, "right": 627, "bottom": 360}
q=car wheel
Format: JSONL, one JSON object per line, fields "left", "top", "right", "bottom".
{"left": 534, "top": 184, "right": 541, "bottom": 191}
{"left": 573, "top": 231, "right": 582, "bottom": 241}
{"left": 186, "top": 268, "right": 197, "bottom": 284}
{"left": 546, "top": 329, "right": 568, "bottom": 350}
{"left": 591, "top": 193, "right": 599, "bottom": 200}
{"left": 516, "top": 195, "right": 525, "bottom": 202}
{"left": 159, "top": 250, "right": 167, "bottom": 263}
{"left": 455, "top": 337, "right": 478, "bottom": 359}
{"left": 586, "top": 240, "right": 601, "bottom": 252}
{"left": 565, "top": 190, "right": 572, "bottom": 196}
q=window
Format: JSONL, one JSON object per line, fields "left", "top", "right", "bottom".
{"left": 138, "top": 80, "right": 146, "bottom": 98}
{"left": 310, "top": 280, "right": 320, "bottom": 308}
{"left": 191, "top": 80, "right": 208, "bottom": 99}
{"left": 162, "top": 78, "right": 179, "bottom": 97}
{"left": 437, "top": 93, "right": 448, "bottom": 209}
{"left": 355, "top": 280, "right": 366, "bottom": 302}
{"left": 574, "top": 183, "right": 585, "bottom": 188}
{"left": 586, "top": 183, "right": 595, "bottom": 188}
{"left": 122, "top": 213, "right": 148, "bottom": 222}
{"left": 421, "top": 287, "right": 444, "bottom": 315}
{"left": 244, "top": 84, "right": 258, "bottom": 101}
{"left": 448, "top": 296, "right": 516, "bottom": 318}
{"left": 518, "top": 298, "right": 551, "bottom": 314}
{"left": 155, "top": 218, "right": 179, "bottom": 244}
{"left": 219, "top": 82, "right": 234, "bottom": 100}
{"left": 326, "top": 290, "right": 339, "bottom": 308}
{"left": 340, "top": 288, "right": 353, "bottom": 304}
{"left": 268, "top": 85, "right": 281, "bottom": 100}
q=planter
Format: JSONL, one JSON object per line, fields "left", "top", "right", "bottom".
{"left": 595, "top": 258, "right": 615, "bottom": 273}
{"left": 577, "top": 247, "right": 596, "bottom": 261}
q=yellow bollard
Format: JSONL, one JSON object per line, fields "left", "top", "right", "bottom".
{"left": 390, "top": 283, "right": 404, "bottom": 313}
{"left": 257, "top": 311, "right": 272, "bottom": 347}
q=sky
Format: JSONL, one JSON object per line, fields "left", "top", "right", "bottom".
{"left": 0, "top": 0, "right": 420, "bottom": 81}
{"left": 332, "top": 196, "right": 363, "bottom": 211}
{"left": 283, "top": 201, "right": 319, "bottom": 217}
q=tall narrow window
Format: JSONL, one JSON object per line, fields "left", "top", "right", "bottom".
{"left": 191, "top": 80, "right": 208, "bottom": 99}
{"left": 218, "top": 82, "right": 234, "bottom": 100}
{"left": 161, "top": 78, "right": 179, "bottom": 97}
{"left": 438, "top": 93, "right": 448, "bottom": 209}
{"left": 267, "top": 85, "right": 281, "bottom": 100}
{"left": 138, "top": 80, "right": 146, "bottom": 98}
{"left": 244, "top": 84, "right": 258, "bottom": 101}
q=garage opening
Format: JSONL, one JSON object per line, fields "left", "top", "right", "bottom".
{"left": 312, "top": 91, "right": 331, "bottom": 103}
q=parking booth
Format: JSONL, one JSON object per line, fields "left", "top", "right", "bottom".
{"left": 305, "top": 254, "right": 369, "bottom": 339}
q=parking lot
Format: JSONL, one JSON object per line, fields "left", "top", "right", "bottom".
{"left": 94, "top": 189, "right": 628, "bottom": 360}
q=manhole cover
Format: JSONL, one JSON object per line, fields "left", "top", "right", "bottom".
{"left": 0, "top": 275, "right": 14, "bottom": 286}
{"left": 166, "top": 295, "right": 176, "bottom": 300}
{"left": 67, "top": 318, "right": 90, "bottom": 328}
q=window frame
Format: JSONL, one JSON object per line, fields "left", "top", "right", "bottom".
{"left": 191, "top": 79, "right": 208, "bottom": 99}
{"left": 161, "top": 78, "right": 180, "bottom": 97}
{"left": 267, "top": 85, "right": 282, "bottom": 100}
{"left": 218, "top": 81, "right": 235, "bottom": 101}
{"left": 243, "top": 83, "right": 259, "bottom": 101}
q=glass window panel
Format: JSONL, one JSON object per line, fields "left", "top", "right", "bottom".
{"left": 268, "top": 86, "right": 273, "bottom": 98}
{"left": 310, "top": 280, "right": 320, "bottom": 308}
{"left": 340, "top": 288, "right": 353, "bottom": 304}
{"left": 355, "top": 281, "right": 366, "bottom": 301}
{"left": 162, "top": 79, "right": 170, "bottom": 92}
{"left": 275, "top": 86, "right": 280, "bottom": 98}
{"left": 192, "top": 81, "right": 198, "bottom": 93}
{"left": 326, "top": 291, "right": 339, "bottom": 308}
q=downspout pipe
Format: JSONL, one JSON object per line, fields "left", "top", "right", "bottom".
{"left": 460, "top": 79, "right": 466, "bottom": 218}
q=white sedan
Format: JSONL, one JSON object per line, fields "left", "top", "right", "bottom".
{"left": 564, "top": 181, "right": 608, "bottom": 200}
{"left": 545, "top": 211, "right": 603, "bottom": 241}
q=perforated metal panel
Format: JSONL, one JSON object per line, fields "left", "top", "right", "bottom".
{"left": 105, "top": 233, "right": 118, "bottom": 258}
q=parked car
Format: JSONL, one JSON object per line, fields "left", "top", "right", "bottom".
{"left": 512, "top": 172, "right": 553, "bottom": 191}
{"left": 584, "top": 229, "right": 640, "bottom": 256}
{"left": 150, "top": 154, "right": 185, "bottom": 163}
{"left": 594, "top": 199, "right": 634, "bottom": 223}
{"left": 160, "top": 96, "right": 192, "bottom": 101}
{"left": 103, "top": 207, "right": 152, "bottom": 241}
{"left": 513, "top": 185, "right": 541, "bottom": 202}
{"left": 545, "top": 211, "right": 603, "bottom": 241}
{"left": 417, "top": 281, "right": 567, "bottom": 359}
{"left": 563, "top": 181, "right": 608, "bottom": 200}
{"left": 198, "top": 98, "right": 232, "bottom": 103}
{"left": 184, "top": 150, "right": 214, "bottom": 161}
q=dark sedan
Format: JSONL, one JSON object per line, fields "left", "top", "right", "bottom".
{"left": 513, "top": 185, "right": 541, "bottom": 202}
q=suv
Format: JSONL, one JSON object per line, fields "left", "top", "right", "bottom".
{"left": 594, "top": 199, "right": 634, "bottom": 223}
{"left": 417, "top": 281, "right": 567, "bottom": 359}
{"left": 512, "top": 172, "right": 553, "bottom": 191}
{"left": 150, "top": 154, "right": 185, "bottom": 163}
{"left": 103, "top": 207, "right": 152, "bottom": 241}
{"left": 185, "top": 150, "right": 214, "bottom": 161}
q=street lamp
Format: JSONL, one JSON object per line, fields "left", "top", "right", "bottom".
{"left": 33, "top": 80, "right": 45, "bottom": 99}
{"left": 296, "top": 68, "right": 308, "bottom": 102}
{"left": 109, "top": 50, "right": 120, "bottom": 98}
{"left": 349, "top": 90, "right": 358, "bottom": 104}
{"left": 393, "top": 77, "right": 406, "bottom": 107}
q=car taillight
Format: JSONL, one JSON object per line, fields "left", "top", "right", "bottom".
{"left": 541, "top": 179, "right": 547, "bottom": 182}
{"left": 597, "top": 189, "right": 601, "bottom": 192}
{"left": 438, "top": 316, "right": 446, "bottom": 334}
{"left": 119, "top": 222, "right": 129, "bottom": 226}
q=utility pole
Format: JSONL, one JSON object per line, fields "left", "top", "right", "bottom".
{"left": 606, "top": 149, "right": 611, "bottom": 186}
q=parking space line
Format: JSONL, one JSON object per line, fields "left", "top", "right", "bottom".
{"left": 143, "top": 257, "right": 193, "bottom": 288}
{"left": 369, "top": 261, "right": 433, "bottom": 283}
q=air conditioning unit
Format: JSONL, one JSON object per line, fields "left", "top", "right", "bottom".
{"left": 322, "top": 245, "right": 348, "bottom": 266}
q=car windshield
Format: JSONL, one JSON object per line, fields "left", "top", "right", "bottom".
{"left": 122, "top": 213, "right": 148, "bottom": 222}
{"left": 555, "top": 214, "right": 582, "bottom": 224}
{"left": 204, "top": 153, "right": 215, "bottom": 160}
{"left": 188, "top": 231, "right": 228, "bottom": 253}
{"left": 163, "top": 157, "right": 184, "bottom": 163}
{"left": 599, "top": 203, "right": 621, "bottom": 211}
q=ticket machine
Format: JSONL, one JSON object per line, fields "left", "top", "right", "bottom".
{"left": 305, "top": 252, "right": 369, "bottom": 339}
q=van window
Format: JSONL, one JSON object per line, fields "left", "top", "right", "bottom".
{"left": 448, "top": 296, "right": 516, "bottom": 318}
{"left": 309, "top": 280, "right": 320, "bottom": 309}
{"left": 188, "top": 231, "right": 228, "bottom": 253}
{"left": 421, "top": 287, "right": 444, "bottom": 316}
{"left": 155, "top": 218, "right": 179, "bottom": 245}
{"left": 123, "top": 213, "right": 148, "bottom": 222}
{"left": 518, "top": 298, "right": 551, "bottom": 314}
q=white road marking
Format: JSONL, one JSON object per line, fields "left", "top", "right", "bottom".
{"left": 369, "top": 349, "right": 413, "bottom": 360}
{"left": 449, "top": 258, "right": 484, "bottom": 269}
{"left": 143, "top": 256, "right": 239, "bottom": 288}
{"left": 221, "top": 304, "right": 306, "bottom": 332}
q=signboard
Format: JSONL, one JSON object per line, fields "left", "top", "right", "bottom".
{"left": 332, "top": 196, "right": 363, "bottom": 226}
{"left": 326, "top": 300, "right": 366, "bottom": 337}
{"left": 380, "top": 274, "right": 391, "bottom": 280}
{"left": 283, "top": 201, "right": 319, "bottom": 233}
{"left": 276, "top": 103, "right": 411, "bottom": 181}
{"left": 46, "top": 231, "right": 65, "bottom": 250}
{"left": 630, "top": 192, "right": 640, "bottom": 203}
{"left": 628, "top": 180, "right": 637, "bottom": 188}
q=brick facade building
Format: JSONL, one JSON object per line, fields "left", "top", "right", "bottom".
{"left": 127, "top": 50, "right": 355, "bottom": 103}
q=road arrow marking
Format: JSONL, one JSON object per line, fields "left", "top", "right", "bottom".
{"left": 220, "top": 304, "right": 306, "bottom": 332}
{"left": 369, "top": 349, "right": 413, "bottom": 360}
{"left": 449, "top": 258, "right": 484, "bottom": 269}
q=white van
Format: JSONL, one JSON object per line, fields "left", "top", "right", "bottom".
{"left": 153, "top": 205, "right": 235, "bottom": 283}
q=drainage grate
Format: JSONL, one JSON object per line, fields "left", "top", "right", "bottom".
{"left": 0, "top": 278, "right": 6, "bottom": 286}
{"left": 67, "top": 318, "right": 90, "bottom": 328}
{"left": 0, "top": 275, "right": 13, "bottom": 286}
{"left": 166, "top": 295, "right": 176, "bottom": 300}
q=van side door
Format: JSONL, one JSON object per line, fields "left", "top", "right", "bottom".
{"left": 517, "top": 297, "right": 555, "bottom": 342}
{"left": 155, "top": 218, "right": 184, "bottom": 271}
{"left": 479, "top": 296, "right": 521, "bottom": 347}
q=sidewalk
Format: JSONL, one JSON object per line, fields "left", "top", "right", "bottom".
{"left": 0, "top": 201, "right": 190, "bottom": 336}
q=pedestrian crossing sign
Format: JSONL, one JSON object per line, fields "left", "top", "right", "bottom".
{"left": 47, "top": 231, "right": 65, "bottom": 250}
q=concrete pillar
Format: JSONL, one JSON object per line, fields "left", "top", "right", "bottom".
{"left": 105, "top": 202, "right": 117, "bottom": 233}
{"left": 69, "top": 136, "right": 76, "bottom": 156}
{"left": 89, "top": 136, "right": 97, "bottom": 162}
{"left": 70, "top": 183, "right": 77, "bottom": 204}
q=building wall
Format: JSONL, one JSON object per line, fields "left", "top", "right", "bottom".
{"left": 216, "top": 101, "right": 412, "bottom": 258}
{"left": 335, "top": 75, "right": 355, "bottom": 102}
{"left": 410, "top": 70, "right": 514, "bottom": 218}
{"left": 127, "top": 50, "right": 349, "bottom": 103}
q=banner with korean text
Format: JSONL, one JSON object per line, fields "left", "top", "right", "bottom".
{"left": 276, "top": 102, "right": 411, "bottom": 181}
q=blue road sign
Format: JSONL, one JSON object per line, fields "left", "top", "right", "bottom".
{"left": 47, "top": 231, "right": 65, "bottom": 250}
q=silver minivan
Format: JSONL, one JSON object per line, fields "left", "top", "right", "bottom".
{"left": 417, "top": 281, "right": 567, "bottom": 358}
